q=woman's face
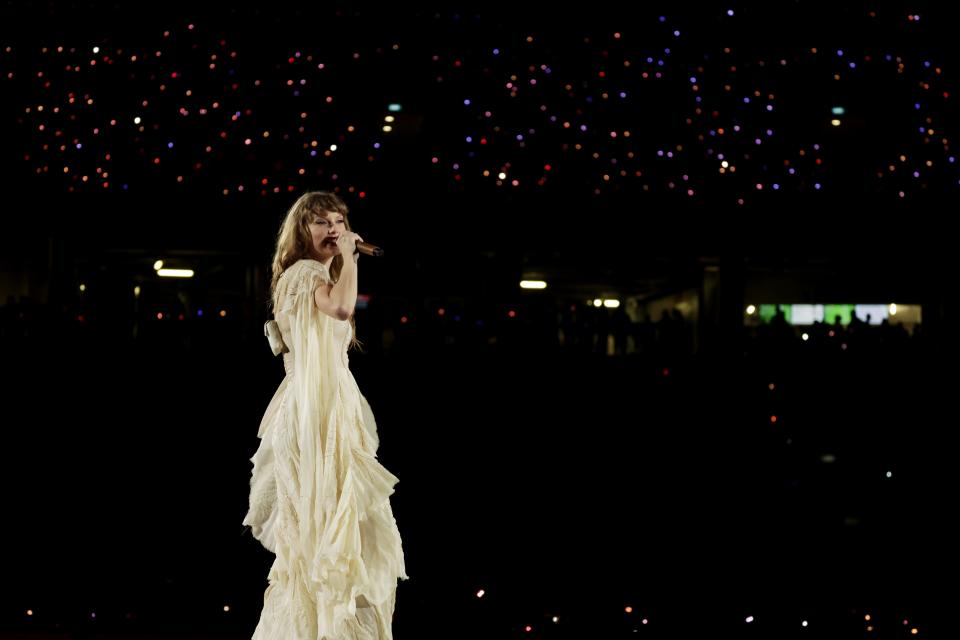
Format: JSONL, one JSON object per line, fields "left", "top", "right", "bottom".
{"left": 308, "top": 210, "right": 346, "bottom": 261}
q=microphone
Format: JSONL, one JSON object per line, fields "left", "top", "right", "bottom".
{"left": 356, "top": 241, "right": 384, "bottom": 257}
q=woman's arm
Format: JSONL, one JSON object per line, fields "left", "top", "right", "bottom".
{"left": 315, "top": 258, "right": 358, "bottom": 320}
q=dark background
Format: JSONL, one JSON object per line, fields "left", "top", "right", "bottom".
{"left": 1, "top": 2, "right": 957, "bottom": 638}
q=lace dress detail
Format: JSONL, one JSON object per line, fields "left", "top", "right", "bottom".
{"left": 243, "top": 259, "right": 407, "bottom": 639}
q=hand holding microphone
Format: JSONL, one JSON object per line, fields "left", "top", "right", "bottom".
{"left": 335, "top": 231, "right": 384, "bottom": 257}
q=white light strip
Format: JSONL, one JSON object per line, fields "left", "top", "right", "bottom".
{"left": 157, "top": 269, "right": 194, "bottom": 278}
{"left": 519, "top": 280, "right": 547, "bottom": 289}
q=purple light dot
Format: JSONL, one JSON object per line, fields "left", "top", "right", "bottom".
{"left": 167, "top": 142, "right": 174, "bottom": 148}
{"left": 464, "top": 99, "right": 471, "bottom": 106}
{"left": 690, "top": 76, "right": 697, "bottom": 83}
{"left": 673, "top": 30, "right": 680, "bottom": 36}
{"left": 465, "top": 136, "right": 473, "bottom": 143}
{"left": 727, "top": 9, "right": 734, "bottom": 16}
{"left": 849, "top": 62, "right": 857, "bottom": 69}
{"left": 772, "top": 183, "right": 780, "bottom": 190}
{"left": 743, "top": 97, "right": 751, "bottom": 103}
{"left": 766, "top": 105, "right": 773, "bottom": 111}
{"left": 814, "top": 183, "right": 822, "bottom": 190}
{"left": 373, "top": 142, "right": 381, "bottom": 149}
{"left": 492, "top": 48, "right": 500, "bottom": 55}
{"left": 837, "top": 49, "right": 844, "bottom": 57}
{"left": 619, "top": 92, "right": 627, "bottom": 98}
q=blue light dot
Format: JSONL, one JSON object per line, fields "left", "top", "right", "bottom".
{"left": 373, "top": 142, "right": 381, "bottom": 149}
{"left": 463, "top": 99, "right": 471, "bottom": 106}
{"left": 465, "top": 136, "right": 473, "bottom": 143}
{"left": 167, "top": 142, "right": 174, "bottom": 149}
{"left": 492, "top": 48, "right": 500, "bottom": 56}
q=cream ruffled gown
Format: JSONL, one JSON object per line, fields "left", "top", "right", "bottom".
{"left": 243, "top": 258, "right": 408, "bottom": 640}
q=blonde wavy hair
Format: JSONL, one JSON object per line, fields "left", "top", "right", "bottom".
{"left": 269, "top": 190, "right": 362, "bottom": 350}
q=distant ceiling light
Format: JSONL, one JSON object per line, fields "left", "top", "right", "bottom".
{"left": 387, "top": 103, "right": 402, "bottom": 112}
{"left": 889, "top": 303, "right": 898, "bottom": 315}
{"left": 519, "top": 280, "right": 547, "bottom": 289}
{"left": 603, "top": 299, "right": 620, "bottom": 308}
{"left": 831, "top": 106, "right": 845, "bottom": 115}
{"left": 384, "top": 115, "right": 395, "bottom": 123}
{"left": 157, "top": 269, "right": 194, "bottom": 278}
{"left": 153, "top": 260, "right": 164, "bottom": 270}
{"left": 382, "top": 125, "right": 393, "bottom": 132}
{"left": 830, "top": 119, "right": 841, "bottom": 126}
{"left": 746, "top": 304, "right": 757, "bottom": 315}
